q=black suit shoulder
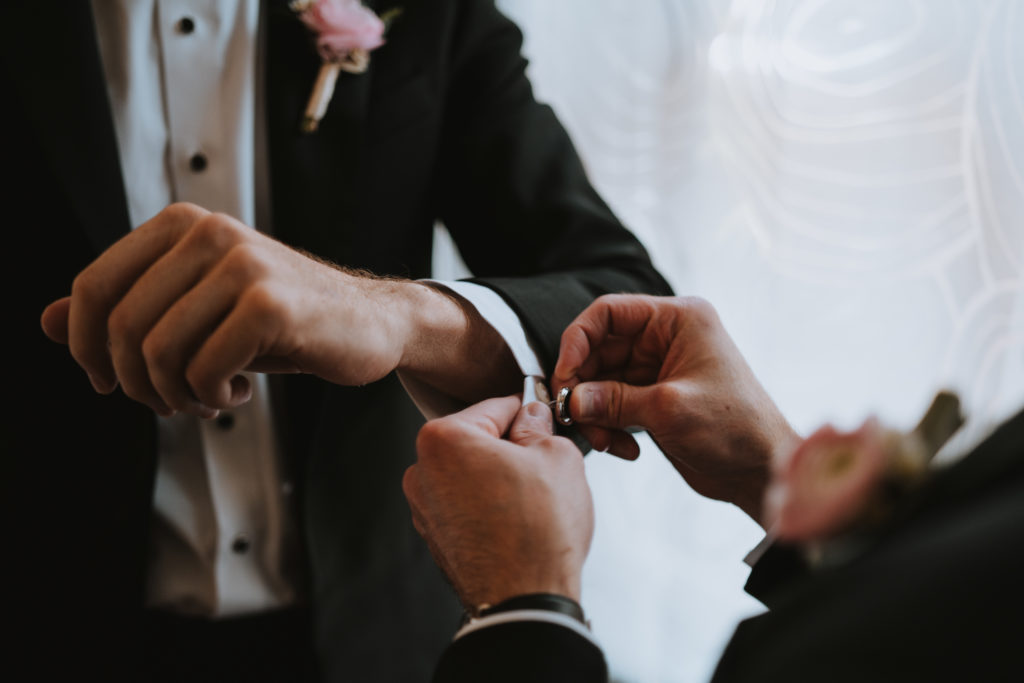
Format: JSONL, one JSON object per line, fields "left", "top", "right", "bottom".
{"left": 714, "top": 411, "right": 1024, "bottom": 682}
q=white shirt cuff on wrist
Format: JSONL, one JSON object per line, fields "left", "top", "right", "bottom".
{"left": 743, "top": 530, "right": 776, "bottom": 567}
{"left": 454, "top": 609, "right": 600, "bottom": 648}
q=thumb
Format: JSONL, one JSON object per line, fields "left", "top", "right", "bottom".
{"left": 508, "top": 401, "right": 555, "bottom": 446}
{"left": 41, "top": 296, "right": 72, "bottom": 344}
{"left": 570, "top": 381, "right": 651, "bottom": 430}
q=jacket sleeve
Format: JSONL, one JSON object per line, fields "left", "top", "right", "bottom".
{"left": 434, "top": 0, "right": 673, "bottom": 372}
{"left": 433, "top": 620, "right": 608, "bottom": 683}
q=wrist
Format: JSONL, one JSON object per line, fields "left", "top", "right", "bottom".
{"left": 394, "top": 282, "right": 466, "bottom": 373}
{"left": 393, "top": 282, "right": 521, "bottom": 403}
{"left": 468, "top": 592, "right": 588, "bottom": 627}
{"left": 465, "top": 566, "right": 582, "bottom": 611}
{"left": 343, "top": 273, "right": 428, "bottom": 374}
{"left": 740, "top": 422, "right": 803, "bottom": 529}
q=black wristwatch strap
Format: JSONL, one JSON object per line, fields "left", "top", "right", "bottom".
{"left": 475, "top": 593, "right": 586, "bottom": 625}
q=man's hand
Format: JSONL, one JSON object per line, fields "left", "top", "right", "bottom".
{"left": 552, "top": 295, "right": 800, "bottom": 527}
{"left": 40, "top": 203, "right": 518, "bottom": 417}
{"left": 403, "top": 396, "right": 593, "bottom": 609}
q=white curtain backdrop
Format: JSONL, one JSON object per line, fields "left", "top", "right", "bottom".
{"left": 436, "top": 1, "right": 1024, "bottom": 680}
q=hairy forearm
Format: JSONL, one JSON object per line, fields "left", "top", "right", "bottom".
{"left": 397, "top": 282, "right": 522, "bottom": 404}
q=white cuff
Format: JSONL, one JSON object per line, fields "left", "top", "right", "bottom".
{"left": 398, "top": 280, "right": 546, "bottom": 420}
{"left": 743, "top": 530, "right": 776, "bottom": 567}
{"left": 454, "top": 609, "right": 600, "bottom": 649}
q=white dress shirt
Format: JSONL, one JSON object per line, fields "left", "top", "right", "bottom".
{"left": 92, "top": 0, "right": 544, "bottom": 618}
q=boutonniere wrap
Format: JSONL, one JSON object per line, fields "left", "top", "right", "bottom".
{"left": 291, "top": 0, "right": 402, "bottom": 132}
{"left": 764, "top": 391, "right": 964, "bottom": 567}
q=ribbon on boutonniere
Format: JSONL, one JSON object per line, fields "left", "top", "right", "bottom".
{"left": 291, "top": 0, "right": 403, "bottom": 133}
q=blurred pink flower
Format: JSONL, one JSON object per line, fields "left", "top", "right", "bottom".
{"left": 297, "top": 0, "right": 386, "bottom": 62}
{"left": 766, "top": 418, "right": 888, "bottom": 543}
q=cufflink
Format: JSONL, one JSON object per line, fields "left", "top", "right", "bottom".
{"left": 522, "top": 375, "right": 550, "bottom": 406}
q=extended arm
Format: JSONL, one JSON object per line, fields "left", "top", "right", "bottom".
{"left": 40, "top": 203, "right": 521, "bottom": 417}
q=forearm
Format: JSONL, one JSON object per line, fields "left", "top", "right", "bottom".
{"left": 397, "top": 282, "right": 522, "bottom": 404}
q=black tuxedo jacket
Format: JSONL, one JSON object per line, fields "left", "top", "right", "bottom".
{"left": 434, "top": 407, "right": 1024, "bottom": 683}
{"left": 0, "top": 2, "right": 670, "bottom": 681}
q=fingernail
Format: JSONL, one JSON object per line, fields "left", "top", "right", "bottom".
{"left": 573, "top": 385, "right": 593, "bottom": 420}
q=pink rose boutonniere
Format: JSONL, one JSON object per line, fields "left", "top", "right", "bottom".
{"left": 291, "top": 0, "right": 402, "bottom": 132}
{"left": 764, "top": 391, "right": 964, "bottom": 567}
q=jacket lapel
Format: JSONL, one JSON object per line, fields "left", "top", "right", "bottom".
{"left": 0, "top": 4, "right": 131, "bottom": 255}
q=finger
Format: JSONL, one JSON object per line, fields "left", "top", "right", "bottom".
{"left": 574, "top": 422, "right": 640, "bottom": 460}
{"left": 578, "top": 339, "right": 664, "bottom": 387}
{"left": 40, "top": 297, "right": 71, "bottom": 344}
{"left": 508, "top": 401, "right": 554, "bottom": 446}
{"left": 185, "top": 299, "right": 263, "bottom": 409}
{"left": 67, "top": 203, "right": 206, "bottom": 392}
{"left": 553, "top": 295, "right": 661, "bottom": 387}
{"left": 605, "top": 430, "right": 641, "bottom": 460}
{"left": 570, "top": 380, "right": 652, "bottom": 431}
{"left": 111, "top": 215, "right": 250, "bottom": 414}
{"left": 401, "top": 466, "right": 423, "bottom": 522}
{"left": 575, "top": 335, "right": 632, "bottom": 381}
{"left": 553, "top": 319, "right": 595, "bottom": 389}
{"left": 575, "top": 423, "right": 611, "bottom": 452}
{"left": 143, "top": 257, "right": 254, "bottom": 416}
{"left": 444, "top": 395, "right": 526, "bottom": 439}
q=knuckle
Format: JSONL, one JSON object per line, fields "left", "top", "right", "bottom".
{"left": 224, "top": 243, "right": 273, "bottom": 283}
{"left": 415, "top": 421, "right": 444, "bottom": 455}
{"left": 607, "top": 385, "right": 625, "bottom": 422}
{"left": 161, "top": 201, "right": 208, "bottom": 224}
{"left": 676, "top": 295, "right": 717, "bottom": 323}
{"left": 187, "top": 213, "right": 247, "bottom": 251}
{"left": 596, "top": 293, "right": 627, "bottom": 306}
{"left": 106, "top": 304, "right": 139, "bottom": 342}
{"left": 184, "top": 363, "right": 217, "bottom": 405}
{"left": 238, "top": 280, "right": 290, "bottom": 326}
{"left": 415, "top": 419, "right": 459, "bottom": 458}
{"left": 140, "top": 333, "right": 173, "bottom": 368}
{"left": 537, "top": 434, "right": 570, "bottom": 454}
{"left": 650, "top": 382, "right": 682, "bottom": 409}
{"left": 71, "top": 269, "right": 103, "bottom": 306}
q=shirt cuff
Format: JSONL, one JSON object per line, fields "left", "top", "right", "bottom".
{"left": 743, "top": 530, "right": 776, "bottom": 567}
{"left": 454, "top": 609, "right": 600, "bottom": 649}
{"left": 397, "top": 280, "right": 546, "bottom": 420}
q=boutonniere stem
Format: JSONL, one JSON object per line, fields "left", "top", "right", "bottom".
{"left": 303, "top": 63, "right": 342, "bottom": 133}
